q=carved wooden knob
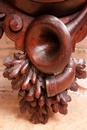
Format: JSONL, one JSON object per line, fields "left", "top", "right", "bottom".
{"left": 9, "top": 14, "right": 23, "bottom": 32}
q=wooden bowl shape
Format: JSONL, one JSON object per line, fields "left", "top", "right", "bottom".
{"left": 7, "top": 0, "right": 86, "bottom": 17}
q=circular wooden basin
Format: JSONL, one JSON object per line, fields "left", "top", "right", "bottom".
{"left": 8, "top": 0, "right": 86, "bottom": 17}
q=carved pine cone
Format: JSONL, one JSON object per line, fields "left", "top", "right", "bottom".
{"left": 3, "top": 52, "right": 86, "bottom": 124}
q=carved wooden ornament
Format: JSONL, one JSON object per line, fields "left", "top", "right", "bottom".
{"left": 0, "top": 0, "right": 87, "bottom": 124}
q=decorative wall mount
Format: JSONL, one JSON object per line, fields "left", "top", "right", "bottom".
{"left": 0, "top": 0, "right": 87, "bottom": 124}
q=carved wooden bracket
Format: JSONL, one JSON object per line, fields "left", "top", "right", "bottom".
{"left": 0, "top": 0, "right": 87, "bottom": 124}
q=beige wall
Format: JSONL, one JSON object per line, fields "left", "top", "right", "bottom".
{"left": 72, "top": 36, "right": 87, "bottom": 68}
{"left": 0, "top": 33, "right": 21, "bottom": 71}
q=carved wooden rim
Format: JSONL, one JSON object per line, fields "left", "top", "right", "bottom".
{"left": 32, "top": 0, "right": 66, "bottom": 3}
{"left": 7, "top": 0, "right": 86, "bottom": 17}
{"left": 25, "top": 15, "right": 71, "bottom": 74}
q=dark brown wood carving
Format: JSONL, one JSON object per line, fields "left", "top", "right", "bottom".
{"left": 0, "top": 0, "right": 87, "bottom": 124}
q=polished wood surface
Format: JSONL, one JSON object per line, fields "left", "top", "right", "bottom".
{"left": 0, "top": 0, "right": 87, "bottom": 124}
{"left": 7, "top": 0, "right": 86, "bottom": 17}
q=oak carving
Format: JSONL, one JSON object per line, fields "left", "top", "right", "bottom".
{"left": 0, "top": 0, "right": 87, "bottom": 124}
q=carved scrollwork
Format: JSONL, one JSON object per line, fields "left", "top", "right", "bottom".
{"left": 72, "top": 23, "right": 87, "bottom": 51}
{"left": 0, "top": 0, "right": 33, "bottom": 49}
{"left": 1, "top": 0, "right": 87, "bottom": 124}
{"left": 3, "top": 14, "right": 24, "bottom": 42}
{"left": 0, "top": 0, "right": 87, "bottom": 51}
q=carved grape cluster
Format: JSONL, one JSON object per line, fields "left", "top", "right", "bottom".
{"left": 3, "top": 52, "right": 86, "bottom": 124}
